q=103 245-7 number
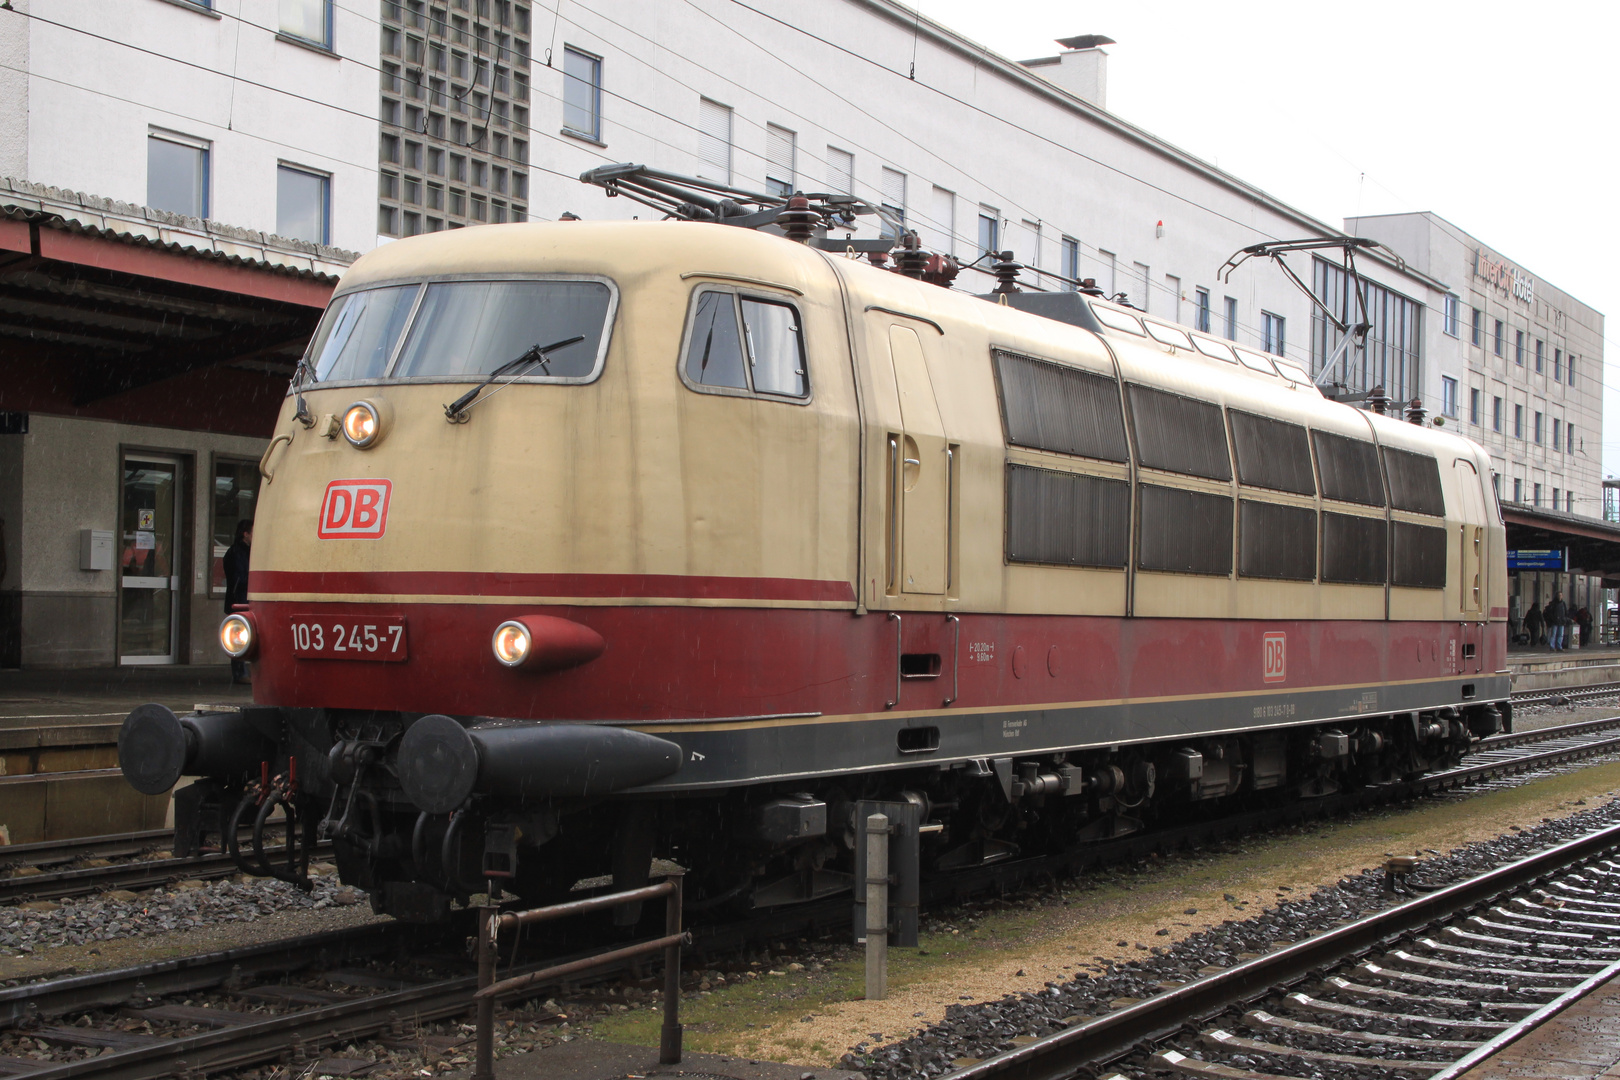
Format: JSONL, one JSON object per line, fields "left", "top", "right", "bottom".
{"left": 290, "top": 615, "right": 407, "bottom": 661}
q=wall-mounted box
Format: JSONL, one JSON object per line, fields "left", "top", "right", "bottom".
{"left": 79, "top": 529, "right": 113, "bottom": 571}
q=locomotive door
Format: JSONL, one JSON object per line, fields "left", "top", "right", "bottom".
{"left": 1454, "top": 459, "right": 1486, "bottom": 673}
{"left": 886, "top": 325, "right": 948, "bottom": 595}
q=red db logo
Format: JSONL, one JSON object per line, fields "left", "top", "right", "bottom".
{"left": 1262, "top": 632, "right": 1286, "bottom": 683}
{"left": 318, "top": 479, "right": 392, "bottom": 539}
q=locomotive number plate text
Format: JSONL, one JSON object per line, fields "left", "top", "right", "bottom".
{"left": 290, "top": 615, "right": 407, "bottom": 661}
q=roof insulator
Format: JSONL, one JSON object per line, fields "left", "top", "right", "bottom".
{"left": 777, "top": 195, "right": 819, "bottom": 244}
{"left": 1405, "top": 398, "right": 1427, "bottom": 425}
{"left": 991, "top": 250, "right": 1024, "bottom": 294}
{"left": 895, "top": 231, "right": 929, "bottom": 279}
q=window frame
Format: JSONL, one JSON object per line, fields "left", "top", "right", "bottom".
{"left": 279, "top": 0, "right": 333, "bottom": 49}
{"left": 1469, "top": 387, "right": 1480, "bottom": 426}
{"left": 275, "top": 162, "right": 331, "bottom": 245}
{"left": 561, "top": 45, "right": 603, "bottom": 143}
{"left": 299, "top": 272, "right": 621, "bottom": 391}
{"left": 1441, "top": 375, "right": 1458, "bottom": 418}
{"left": 977, "top": 207, "right": 999, "bottom": 255}
{"left": 1443, "top": 295, "right": 1459, "bottom": 337}
{"left": 1194, "top": 287, "right": 1211, "bottom": 333}
{"left": 676, "top": 283, "right": 812, "bottom": 405}
{"left": 1260, "top": 310, "right": 1285, "bottom": 356}
{"left": 147, "top": 129, "right": 211, "bottom": 219}
{"left": 765, "top": 123, "right": 796, "bottom": 198}
{"left": 1471, "top": 307, "right": 1483, "bottom": 347}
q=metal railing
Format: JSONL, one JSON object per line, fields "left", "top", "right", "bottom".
{"left": 470, "top": 870, "right": 689, "bottom": 1080}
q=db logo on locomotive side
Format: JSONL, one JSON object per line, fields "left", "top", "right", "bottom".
{"left": 318, "top": 479, "right": 393, "bottom": 539}
{"left": 1262, "top": 631, "right": 1286, "bottom": 683}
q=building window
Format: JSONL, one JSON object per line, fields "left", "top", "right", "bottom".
{"left": 1469, "top": 388, "right": 1480, "bottom": 425}
{"left": 1441, "top": 376, "right": 1458, "bottom": 418}
{"left": 1494, "top": 319, "right": 1504, "bottom": 357}
{"left": 1062, "top": 237, "right": 1080, "bottom": 290}
{"left": 1514, "top": 403, "right": 1523, "bottom": 439}
{"left": 1471, "top": 307, "right": 1483, "bottom": 347}
{"left": 1534, "top": 410, "right": 1543, "bottom": 444}
{"left": 880, "top": 167, "right": 906, "bottom": 231}
{"left": 280, "top": 0, "right": 332, "bottom": 47}
{"left": 826, "top": 146, "right": 853, "bottom": 195}
{"left": 1568, "top": 424, "right": 1575, "bottom": 454}
{"left": 929, "top": 187, "right": 955, "bottom": 257}
{"left": 1554, "top": 348, "right": 1563, "bottom": 381}
{"left": 562, "top": 46, "right": 602, "bottom": 141}
{"left": 1533, "top": 483, "right": 1542, "bottom": 508}
{"left": 1568, "top": 491, "right": 1575, "bottom": 513}
{"left": 1195, "top": 287, "right": 1211, "bottom": 333}
{"left": 1223, "top": 296, "right": 1237, "bottom": 341}
{"left": 1261, "top": 311, "right": 1285, "bottom": 356}
{"left": 1443, "top": 295, "right": 1459, "bottom": 337}
{"left": 697, "top": 97, "right": 732, "bottom": 183}
{"left": 1553, "top": 418, "right": 1562, "bottom": 451}
{"left": 1310, "top": 258, "right": 1422, "bottom": 401}
{"left": 1513, "top": 478, "right": 1522, "bottom": 503}
{"left": 1535, "top": 338, "right": 1544, "bottom": 373}
{"left": 276, "top": 164, "right": 330, "bottom": 244}
{"left": 1569, "top": 355, "right": 1577, "bottom": 386}
{"left": 1492, "top": 395, "right": 1503, "bottom": 433}
{"left": 1514, "top": 329, "right": 1524, "bottom": 366}
{"left": 977, "top": 207, "right": 999, "bottom": 255}
{"left": 147, "top": 131, "right": 209, "bottom": 218}
{"left": 765, "top": 123, "right": 796, "bottom": 198}
{"left": 1553, "top": 487, "right": 1560, "bottom": 510}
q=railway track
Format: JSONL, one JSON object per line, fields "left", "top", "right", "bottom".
{"left": 947, "top": 817, "right": 1620, "bottom": 1080}
{"left": 1511, "top": 679, "right": 1620, "bottom": 709}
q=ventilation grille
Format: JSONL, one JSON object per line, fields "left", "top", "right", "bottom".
{"left": 994, "top": 351, "right": 1129, "bottom": 462}
{"left": 1230, "top": 410, "right": 1315, "bottom": 495}
{"left": 1138, "top": 485, "right": 1233, "bottom": 576}
{"left": 1321, "top": 512, "right": 1387, "bottom": 584}
{"left": 1005, "top": 464, "right": 1130, "bottom": 568}
{"left": 1128, "top": 385, "right": 1232, "bottom": 481}
{"left": 1392, "top": 521, "right": 1447, "bottom": 588}
{"left": 1312, "top": 431, "right": 1385, "bottom": 506}
{"left": 1383, "top": 447, "right": 1446, "bottom": 516}
{"left": 1239, "top": 500, "right": 1317, "bottom": 581}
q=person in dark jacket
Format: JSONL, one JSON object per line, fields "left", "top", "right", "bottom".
{"left": 1523, "top": 601, "right": 1543, "bottom": 647}
{"left": 223, "top": 519, "right": 252, "bottom": 684}
{"left": 1547, "top": 593, "right": 1568, "bottom": 651}
{"left": 1577, "top": 606, "right": 1594, "bottom": 649}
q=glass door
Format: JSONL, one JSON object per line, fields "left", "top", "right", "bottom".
{"left": 119, "top": 455, "right": 181, "bottom": 665}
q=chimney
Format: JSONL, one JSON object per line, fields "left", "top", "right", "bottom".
{"left": 1021, "top": 35, "right": 1114, "bottom": 111}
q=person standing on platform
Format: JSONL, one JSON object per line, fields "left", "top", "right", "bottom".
{"left": 223, "top": 519, "right": 253, "bottom": 684}
{"left": 1548, "top": 593, "right": 1568, "bottom": 651}
{"left": 1577, "top": 606, "right": 1593, "bottom": 649}
{"left": 1523, "top": 601, "right": 1543, "bottom": 648}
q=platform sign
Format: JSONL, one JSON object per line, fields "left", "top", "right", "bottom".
{"left": 1508, "top": 548, "right": 1566, "bottom": 570}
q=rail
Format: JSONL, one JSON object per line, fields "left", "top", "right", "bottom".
{"left": 471, "top": 871, "right": 689, "bottom": 1080}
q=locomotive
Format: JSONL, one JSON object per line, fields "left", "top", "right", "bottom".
{"left": 118, "top": 205, "right": 1509, "bottom": 922}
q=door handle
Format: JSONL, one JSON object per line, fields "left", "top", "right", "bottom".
{"left": 259, "top": 432, "right": 294, "bottom": 482}
{"left": 944, "top": 613, "right": 960, "bottom": 706}
{"left": 886, "top": 612, "right": 901, "bottom": 709}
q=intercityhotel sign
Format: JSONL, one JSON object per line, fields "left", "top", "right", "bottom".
{"left": 1476, "top": 249, "right": 1535, "bottom": 306}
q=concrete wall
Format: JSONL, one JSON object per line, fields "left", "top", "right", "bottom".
{"left": 14, "top": 415, "right": 268, "bottom": 668}
{"left": 0, "top": 0, "right": 27, "bottom": 181}
{"left": 21, "top": 0, "right": 378, "bottom": 252}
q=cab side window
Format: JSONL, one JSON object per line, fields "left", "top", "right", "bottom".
{"left": 682, "top": 288, "right": 809, "bottom": 400}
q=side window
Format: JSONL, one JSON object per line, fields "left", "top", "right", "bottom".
{"left": 684, "top": 290, "right": 747, "bottom": 389}
{"left": 740, "top": 298, "right": 807, "bottom": 397}
{"left": 682, "top": 289, "right": 808, "bottom": 399}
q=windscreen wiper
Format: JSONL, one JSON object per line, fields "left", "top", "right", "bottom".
{"left": 443, "top": 334, "right": 586, "bottom": 422}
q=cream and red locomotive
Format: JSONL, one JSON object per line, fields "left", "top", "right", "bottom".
{"left": 118, "top": 209, "right": 1508, "bottom": 920}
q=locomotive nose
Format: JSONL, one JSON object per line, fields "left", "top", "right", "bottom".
{"left": 395, "top": 715, "right": 682, "bottom": 813}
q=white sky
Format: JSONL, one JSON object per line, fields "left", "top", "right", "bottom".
{"left": 912, "top": 0, "right": 1620, "bottom": 487}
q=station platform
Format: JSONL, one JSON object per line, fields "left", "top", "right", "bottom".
{"left": 1508, "top": 646, "right": 1620, "bottom": 691}
{"left": 500, "top": 1039, "right": 860, "bottom": 1080}
{"left": 0, "top": 664, "right": 250, "bottom": 726}
{"left": 1460, "top": 968, "right": 1620, "bottom": 1079}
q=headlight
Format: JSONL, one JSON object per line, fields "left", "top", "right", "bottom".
{"left": 492, "top": 620, "right": 531, "bottom": 667}
{"left": 220, "top": 613, "right": 257, "bottom": 658}
{"left": 342, "top": 401, "right": 381, "bottom": 448}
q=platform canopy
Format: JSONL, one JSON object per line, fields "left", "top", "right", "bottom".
{"left": 1500, "top": 501, "right": 1620, "bottom": 588}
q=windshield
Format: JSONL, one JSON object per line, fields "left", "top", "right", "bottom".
{"left": 393, "top": 280, "right": 611, "bottom": 380}
{"left": 304, "top": 278, "right": 614, "bottom": 384}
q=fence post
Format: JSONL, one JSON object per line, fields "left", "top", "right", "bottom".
{"left": 472, "top": 902, "right": 498, "bottom": 1080}
{"left": 865, "top": 812, "right": 889, "bottom": 1000}
{"left": 660, "top": 869, "right": 685, "bottom": 1064}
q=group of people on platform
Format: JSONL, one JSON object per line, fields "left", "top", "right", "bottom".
{"left": 1521, "top": 592, "right": 1594, "bottom": 651}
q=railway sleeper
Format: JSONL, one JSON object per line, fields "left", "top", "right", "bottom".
{"left": 1243, "top": 1009, "right": 1482, "bottom": 1051}
{"left": 1283, "top": 992, "right": 1512, "bottom": 1032}
{"left": 1319, "top": 975, "right": 1538, "bottom": 1015}
{"left": 1423, "top": 934, "right": 1610, "bottom": 969}
{"left": 1153, "top": 1048, "right": 1302, "bottom": 1080}
{"left": 1352, "top": 960, "right": 1564, "bottom": 999}
{"left": 1376, "top": 947, "right": 1583, "bottom": 986}
{"left": 1199, "top": 1029, "right": 1449, "bottom": 1073}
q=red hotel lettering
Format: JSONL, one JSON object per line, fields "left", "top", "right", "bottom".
{"left": 317, "top": 479, "right": 393, "bottom": 539}
{"left": 1262, "top": 632, "right": 1286, "bottom": 683}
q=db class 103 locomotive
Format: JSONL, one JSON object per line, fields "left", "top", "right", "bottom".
{"left": 118, "top": 218, "right": 1509, "bottom": 922}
